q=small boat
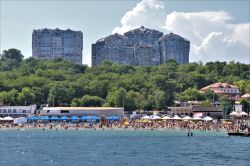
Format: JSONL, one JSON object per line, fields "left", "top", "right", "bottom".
{"left": 228, "top": 132, "right": 250, "bottom": 137}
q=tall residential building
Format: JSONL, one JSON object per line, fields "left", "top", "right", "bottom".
{"left": 159, "top": 33, "right": 190, "bottom": 64}
{"left": 92, "top": 26, "right": 190, "bottom": 66}
{"left": 32, "top": 28, "right": 83, "bottom": 64}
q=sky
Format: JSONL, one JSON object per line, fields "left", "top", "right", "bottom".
{"left": 0, "top": 0, "right": 250, "bottom": 66}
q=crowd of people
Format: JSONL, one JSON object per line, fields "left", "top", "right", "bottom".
{"left": 0, "top": 116, "right": 249, "bottom": 135}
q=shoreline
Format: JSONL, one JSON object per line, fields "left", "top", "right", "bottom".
{"left": 0, "top": 126, "right": 228, "bottom": 134}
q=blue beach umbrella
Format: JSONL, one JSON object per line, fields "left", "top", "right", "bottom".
{"left": 105, "top": 116, "right": 112, "bottom": 120}
{"left": 50, "top": 116, "right": 60, "bottom": 120}
{"left": 86, "top": 116, "right": 93, "bottom": 120}
{"left": 91, "top": 116, "right": 100, "bottom": 121}
{"left": 61, "top": 116, "right": 70, "bottom": 121}
{"left": 111, "top": 116, "right": 119, "bottom": 120}
{"left": 80, "top": 116, "right": 88, "bottom": 120}
{"left": 71, "top": 116, "right": 80, "bottom": 121}
{"left": 39, "top": 116, "right": 49, "bottom": 120}
{"left": 27, "top": 116, "right": 39, "bottom": 121}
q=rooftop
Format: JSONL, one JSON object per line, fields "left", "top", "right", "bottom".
{"left": 43, "top": 107, "right": 124, "bottom": 111}
{"left": 201, "top": 82, "right": 239, "bottom": 91}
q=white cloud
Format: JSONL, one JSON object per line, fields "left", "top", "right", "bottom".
{"left": 112, "top": 0, "right": 166, "bottom": 34}
{"left": 164, "top": 11, "right": 250, "bottom": 63}
{"left": 113, "top": 0, "right": 250, "bottom": 63}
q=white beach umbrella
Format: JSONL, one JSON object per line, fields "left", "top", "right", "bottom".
{"left": 151, "top": 115, "right": 161, "bottom": 120}
{"left": 172, "top": 115, "right": 181, "bottom": 120}
{"left": 182, "top": 116, "right": 192, "bottom": 120}
{"left": 162, "top": 116, "right": 171, "bottom": 120}
{"left": 141, "top": 115, "right": 151, "bottom": 120}
{"left": 230, "top": 111, "right": 238, "bottom": 116}
{"left": 239, "top": 112, "right": 248, "bottom": 116}
{"left": 3, "top": 116, "right": 14, "bottom": 121}
{"left": 203, "top": 116, "right": 213, "bottom": 121}
{"left": 0, "top": 117, "right": 4, "bottom": 121}
{"left": 192, "top": 117, "right": 202, "bottom": 120}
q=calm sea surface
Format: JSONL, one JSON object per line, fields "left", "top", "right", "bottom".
{"left": 0, "top": 129, "right": 249, "bottom": 166}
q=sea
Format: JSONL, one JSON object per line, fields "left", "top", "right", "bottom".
{"left": 0, "top": 129, "right": 249, "bottom": 166}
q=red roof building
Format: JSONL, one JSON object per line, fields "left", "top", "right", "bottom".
{"left": 200, "top": 82, "right": 240, "bottom": 100}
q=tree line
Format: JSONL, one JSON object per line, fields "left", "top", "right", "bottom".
{"left": 0, "top": 48, "right": 250, "bottom": 112}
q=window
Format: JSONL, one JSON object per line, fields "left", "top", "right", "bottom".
{"left": 23, "top": 110, "right": 26, "bottom": 113}
{"left": 61, "top": 110, "right": 69, "bottom": 113}
{"left": 13, "top": 109, "right": 16, "bottom": 113}
{"left": 8, "top": 109, "right": 11, "bottom": 113}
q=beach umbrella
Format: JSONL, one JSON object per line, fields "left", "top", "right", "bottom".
{"left": 182, "top": 116, "right": 192, "bottom": 120}
{"left": 50, "top": 116, "right": 60, "bottom": 120}
{"left": 39, "top": 116, "right": 49, "bottom": 120}
{"left": 92, "top": 116, "right": 100, "bottom": 120}
{"left": 80, "top": 116, "right": 88, "bottom": 120}
{"left": 203, "top": 116, "right": 213, "bottom": 121}
{"left": 27, "top": 116, "right": 39, "bottom": 121}
{"left": 71, "top": 116, "right": 80, "bottom": 121}
{"left": 61, "top": 116, "right": 70, "bottom": 121}
{"left": 172, "top": 115, "right": 181, "bottom": 120}
{"left": 151, "top": 115, "right": 161, "bottom": 120}
{"left": 192, "top": 117, "right": 201, "bottom": 120}
{"left": 0, "top": 117, "right": 3, "bottom": 120}
{"left": 111, "top": 116, "right": 119, "bottom": 120}
{"left": 141, "top": 115, "right": 151, "bottom": 120}
{"left": 162, "top": 116, "right": 171, "bottom": 120}
{"left": 240, "top": 112, "right": 248, "bottom": 116}
{"left": 229, "top": 112, "right": 238, "bottom": 116}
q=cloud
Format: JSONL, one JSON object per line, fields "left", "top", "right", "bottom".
{"left": 112, "top": 0, "right": 166, "bottom": 34}
{"left": 164, "top": 11, "right": 250, "bottom": 63}
{"left": 112, "top": 0, "right": 250, "bottom": 63}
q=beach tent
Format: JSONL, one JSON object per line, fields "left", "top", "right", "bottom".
{"left": 203, "top": 116, "right": 213, "bottom": 121}
{"left": 172, "top": 115, "right": 181, "bottom": 120}
{"left": 27, "top": 116, "right": 39, "bottom": 121}
{"left": 151, "top": 115, "right": 161, "bottom": 120}
{"left": 71, "top": 116, "right": 80, "bottom": 121}
{"left": 182, "top": 116, "right": 192, "bottom": 120}
{"left": 61, "top": 116, "right": 70, "bottom": 121}
{"left": 162, "top": 116, "right": 171, "bottom": 120}
{"left": 142, "top": 115, "right": 151, "bottom": 120}
{"left": 50, "top": 116, "right": 60, "bottom": 120}
{"left": 14, "top": 117, "right": 27, "bottom": 124}
{"left": 193, "top": 113, "right": 203, "bottom": 118}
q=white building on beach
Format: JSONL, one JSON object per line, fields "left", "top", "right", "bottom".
{"left": 0, "top": 105, "right": 37, "bottom": 118}
{"left": 40, "top": 107, "right": 124, "bottom": 117}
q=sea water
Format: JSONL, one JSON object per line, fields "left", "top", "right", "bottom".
{"left": 0, "top": 129, "right": 249, "bottom": 166}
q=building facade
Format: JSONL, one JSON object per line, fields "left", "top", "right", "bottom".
{"left": 32, "top": 28, "right": 83, "bottom": 64}
{"left": 40, "top": 107, "right": 124, "bottom": 117}
{"left": 159, "top": 33, "right": 190, "bottom": 64}
{"left": 92, "top": 26, "right": 190, "bottom": 66}
{"left": 168, "top": 106, "right": 223, "bottom": 118}
{"left": 0, "top": 105, "right": 37, "bottom": 118}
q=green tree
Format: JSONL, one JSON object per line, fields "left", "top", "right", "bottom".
{"left": 1, "top": 48, "right": 24, "bottom": 62}
{"left": 71, "top": 95, "right": 104, "bottom": 107}
{"left": 0, "top": 89, "right": 19, "bottom": 105}
{"left": 17, "top": 87, "right": 35, "bottom": 105}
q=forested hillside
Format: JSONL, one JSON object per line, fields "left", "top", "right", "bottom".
{"left": 1, "top": 49, "right": 250, "bottom": 112}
